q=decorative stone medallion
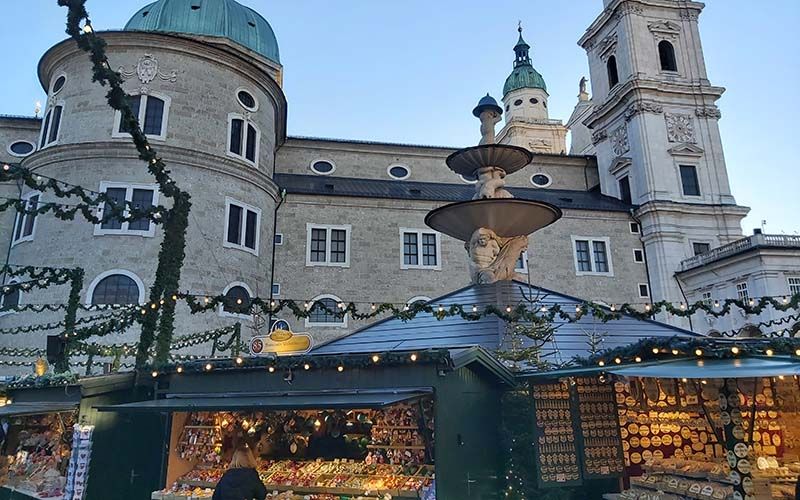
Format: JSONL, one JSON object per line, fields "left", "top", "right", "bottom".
{"left": 665, "top": 113, "right": 695, "bottom": 143}
{"left": 611, "top": 124, "right": 629, "bottom": 156}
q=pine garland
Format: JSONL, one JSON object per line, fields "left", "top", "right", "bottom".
{"left": 57, "top": 0, "right": 193, "bottom": 368}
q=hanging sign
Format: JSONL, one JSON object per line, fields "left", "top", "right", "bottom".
{"left": 249, "top": 320, "right": 312, "bottom": 356}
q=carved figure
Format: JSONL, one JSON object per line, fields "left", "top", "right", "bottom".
{"left": 473, "top": 167, "right": 512, "bottom": 200}
{"left": 465, "top": 229, "right": 528, "bottom": 284}
{"left": 579, "top": 76, "right": 588, "bottom": 95}
{"left": 477, "top": 109, "right": 502, "bottom": 145}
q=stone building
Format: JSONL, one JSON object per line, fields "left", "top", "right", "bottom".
{"left": 0, "top": 0, "right": 797, "bottom": 373}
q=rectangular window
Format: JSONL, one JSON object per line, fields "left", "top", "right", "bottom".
{"left": 95, "top": 183, "right": 158, "bottom": 236}
{"left": 633, "top": 248, "right": 644, "bottom": 263}
{"left": 692, "top": 242, "right": 711, "bottom": 256}
{"left": 306, "top": 224, "right": 351, "bottom": 267}
{"left": 274, "top": 233, "right": 283, "bottom": 245}
{"left": 228, "top": 114, "right": 259, "bottom": 166}
{"left": 116, "top": 95, "right": 167, "bottom": 138}
{"left": 618, "top": 175, "right": 632, "bottom": 204}
{"left": 515, "top": 251, "right": 528, "bottom": 273}
{"left": 638, "top": 283, "right": 650, "bottom": 298}
{"left": 400, "top": 229, "right": 440, "bottom": 269}
{"left": 271, "top": 283, "right": 280, "bottom": 296}
{"left": 788, "top": 277, "right": 800, "bottom": 296}
{"left": 680, "top": 165, "right": 701, "bottom": 196}
{"left": 39, "top": 111, "right": 51, "bottom": 148}
{"left": 572, "top": 237, "right": 614, "bottom": 276}
{"left": 629, "top": 222, "right": 640, "bottom": 234}
{"left": 224, "top": 198, "right": 260, "bottom": 255}
{"left": 12, "top": 193, "right": 40, "bottom": 245}
{"left": 736, "top": 282, "right": 749, "bottom": 301}
{"left": 701, "top": 291, "right": 713, "bottom": 305}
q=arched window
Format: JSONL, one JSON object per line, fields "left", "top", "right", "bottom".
{"left": 658, "top": 40, "right": 678, "bottom": 72}
{"left": 222, "top": 285, "right": 252, "bottom": 315}
{"left": 607, "top": 56, "right": 619, "bottom": 87}
{"left": 407, "top": 296, "right": 432, "bottom": 307}
{"left": 737, "top": 324, "right": 762, "bottom": 339}
{"left": 306, "top": 295, "right": 346, "bottom": 326}
{"left": 91, "top": 274, "right": 141, "bottom": 305}
{"left": 1, "top": 281, "right": 21, "bottom": 312}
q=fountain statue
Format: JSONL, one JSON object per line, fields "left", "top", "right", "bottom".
{"left": 425, "top": 94, "right": 562, "bottom": 284}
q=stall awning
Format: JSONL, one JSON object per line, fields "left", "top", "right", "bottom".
{"left": 0, "top": 402, "right": 79, "bottom": 417}
{"left": 95, "top": 388, "right": 433, "bottom": 413}
{"left": 607, "top": 356, "right": 800, "bottom": 379}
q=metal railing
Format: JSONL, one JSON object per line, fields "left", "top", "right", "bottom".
{"left": 680, "top": 234, "right": 800, "bottom": 271}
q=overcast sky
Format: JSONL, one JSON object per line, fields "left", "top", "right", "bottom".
{"left": 3, "top": 0, "right": 798, "bottom": 233}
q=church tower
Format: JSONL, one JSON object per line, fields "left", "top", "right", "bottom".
{"left": 578, "top": 0, "right": 749, "bottom": 322}
{"left": 497, "top": 26, "right": 567, "bottom": 154}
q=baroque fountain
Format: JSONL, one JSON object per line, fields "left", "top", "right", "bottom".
{"left": 425, "top": 94, "right": 562, "bottom": 284}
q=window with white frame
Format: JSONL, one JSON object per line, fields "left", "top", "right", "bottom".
{"left": 633, "top": 248, "right": 644, "bottom": 263}
{"left": 701, "top": 291, "right": 713, "bottom": 305}
{"left": 306, "top": 224, "right": 350, "bottom": 267}
{"left": 95, "top": 182, "right": 158, "bottom": 236}
{"left": 114, "top": 94, "right": 169, "bottom": 140}
{"left": 40, "top": 104, "right": 63, "bottom": 147}
{"left": 224, "top": 198, "right": 260, "bottom": 255}
{"left": 274, "top": 233, "right": 283, "bottom": 245}
{"left": 90, "top": 274, "right": 141, "bottom": 305}
{"left": 629, "top": 222, "right": 640, "bottom": 234}
{"left": 306, "top": 295, "right": 346, "bottom": 326}
{"left": 271, "top": 283, "right": 280, "bottom": 296}
{"left": 407, "top": 296, "right": 432, "bottom": 307}
{"left": 12, "top": 192, "right": 41, "bottom": 245}
{"left": 787, "top": 277, "right": 800, "bottom": 296}
{"left": 400, "top": 229, "right": 440, "bottom": 269}
{"left": 515, "top": 251, "right": 528, "bottom": 272}
{"left": 1, "top": 280, "right": 21, "bottom": 312}
{"left": 736, "top": 281, "right": 749, "bottom": 301}
{"left": 220, "top": 283, "right": 252, "bottom": 317}
{"left": 227, "top": 113, "right": 260, "bottom": 165}
{"left": 638, "top": 283, "right": 650, "bottom": 298}
{"left": 571, "top": 237, "right": 613, "bottom": 276}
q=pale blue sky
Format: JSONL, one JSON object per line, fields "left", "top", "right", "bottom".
{"left": 3, "top": 0, "right": 798, "bottom": 233}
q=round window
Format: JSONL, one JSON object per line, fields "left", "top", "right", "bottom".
{"left": 388, "top": 165, "right": 410, "bottom": 180}
{"left": 52, "top": 75, "right": 66, "bottom": 94}
{"left": 236, "top": 90, "right": 257, "bottom": 111}
{"left": 514, "top": 99, "right": 523, "bottom": 106}
{"left": 529, "top": 98, "right": 539, "bottom": 104}
{"left": 310, "top": 160, "right": 335, "bottom": 175}
{"left": 531, "top": 173, "right": 552, "bottom": 187}
{"left": 8, "top": 141, "right": 35, "bottom": 157}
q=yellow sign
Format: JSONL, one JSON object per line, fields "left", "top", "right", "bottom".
{"left": 250, "top": 324, "right": 312, "bottom": 356}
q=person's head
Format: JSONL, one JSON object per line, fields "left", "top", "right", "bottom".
{"left": 229, "top": 446, "right": 257, "bottom": 469}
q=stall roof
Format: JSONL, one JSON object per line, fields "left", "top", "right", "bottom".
{"left": 95, "top": 388, "right": 432, "bottom": 413}
{"left": 0, "top": 402, "right": 78, "bottom": 417}
{"left": 607, "top": 356, "right": 800, "bottom": 379}
{"left": 311, "top": 281, "right": 698, "bottom": 366}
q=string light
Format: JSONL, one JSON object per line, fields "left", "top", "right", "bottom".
{"left": 438, "top": 305, "right": 444, "bottom": 312}
{"left": 652, "top": 348, "right": 660, "bottom": 354}
{"left": 472, "top": 305, "right": 478, "bottom": 312}
{"left": 645, "top": 303, "right": 652, "bottom": 311}
{"left": 235, "top": 357, "right": 243, "bottom": 365}
{"left": 731, "top": 346, "right": 740, "bottom": 355}
{"left": 410, "top": 353, "right": 418, "bottom": 362}
{"left": 635, "top": 356, "right": 642, "bottom": 363}
{"left": 671, "top": 349, "right": 679, "bottom": 355}
{"left": 614, "top": 357, "right": 621, "bottom": 364}
{"left": 151, "top": 371, "right": 158, "bottom": 378}
{"left": 598, "top": 360, "right": 605, "bottom": 367}
{"left": 176, "top": 366, "right": 183, "bottom": 373}
{"left": 610, "top": 304, "right": 616, "bottom": 312}
{"left": 765, "top": 349, "right": 774, "bottom": 356}
{"left": 268, "top": 366, "right": 275, "bottom": 373}
{"left": 505, "top": 305, "right": 512, "bottom": 313}
{"left": 204, "top": 363, "right": 212, "bottom": 371}
{"left": 695, "top": 349, "right": 703, "bottom": 356}
{"left": 303, "top": 363, "right": 310, "bottom": 370}
{"left": 337, "top": 365, "right": 344, "bottom": 372}
{"left": 372, "top": 355, "right": 380, "bottom": 363}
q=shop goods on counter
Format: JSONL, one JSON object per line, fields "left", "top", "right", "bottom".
{"left": 0, "top": 412, "right": 76, "bottom": 499}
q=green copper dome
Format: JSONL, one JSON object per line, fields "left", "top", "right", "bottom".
{"left": 503, "top": 29, "right": 546, "bottom": 96}
{"left": 125, "top": 0, "right": 280, "bottom": 64}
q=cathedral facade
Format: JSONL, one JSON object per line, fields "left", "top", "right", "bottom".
{"left": 1, "top": 0, "right": 798, "bottom": 373}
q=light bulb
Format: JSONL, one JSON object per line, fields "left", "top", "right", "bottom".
{"left": 410, "top": 353, "right": 418, "bottom": 362}
{"left": 371, "top": 355, "right": 379, "bottom": 363}
{"left": 337, "top": 365, "right": 344, "bottom": 372}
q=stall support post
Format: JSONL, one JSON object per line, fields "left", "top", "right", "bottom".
{"left": 719, "top": 378, "right": 752, "bottom": 499}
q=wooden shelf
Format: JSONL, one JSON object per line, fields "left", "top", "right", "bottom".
{"left": 366, "top": 444, "right": 425, "bottom": 450}
{"left": 183, "top": 425, "right": 219, "bottom": 429}
{"left": 371, "top": 425, "right": 419, "bottom": 430}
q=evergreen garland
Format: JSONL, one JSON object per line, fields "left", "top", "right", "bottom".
{"left": 57, "top": 0, "right": 193, "bottom": 368}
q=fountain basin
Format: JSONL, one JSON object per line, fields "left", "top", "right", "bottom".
{"left": 425, "top": 198, "right": 562, "bottom": 241}
{"left": 446, "top": 144, "right": 533, "bottom": 177}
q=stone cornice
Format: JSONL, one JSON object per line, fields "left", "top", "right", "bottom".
{"left": 578, "top": 0, "right": 705, "bottom": 48}
{"left": 37, "top": 31, "right": 287, "bottom": 147}
{"left": 21, "top": 142, "right": 281, "bottom": 201}
{"left": 634, "top": 200, "right": 750, "bottom": 219}
{"left": 584, "top": 78, "right": 724, "bottom": 129}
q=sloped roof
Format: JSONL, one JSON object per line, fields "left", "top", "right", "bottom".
{"left": 311, "top": 281, "right": 698, "bottom": 366}
{"left": 274, "top": 174, "right": 632, "bottom": 212}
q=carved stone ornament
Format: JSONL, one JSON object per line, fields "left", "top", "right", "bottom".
{"left": 680, "top": 10, "right": 699, "bottom": 21}
{"left": 695, "top": 106, "right": 721, "bottom": 119}
{"left": 119, "top": 54, "right": 178, "bottom": 86}
{"left": 528, "top": 138, "right": 553, "bottom": 152}
{"left": 473, "top": 167, "right": 513, "bottom": 200}
{"left": 665, "top": 113, "right": 695, "bottom": 143}
{"left": 465, "top": 229, "right": 528, "bottom": 284}
{"left": 591, "top": 129, "right": 608, "bottom": 145}
{"left": 625, "top": 101, "right": 664, "bottom": 121}
{"left": 648, "top": 20, "right": 681, "bottom": 34}
{"left": 598, "top": 33, "right": 618, "bottom": 61}
{"left": 611, "top": 125, "right": 629, "bottom": 156}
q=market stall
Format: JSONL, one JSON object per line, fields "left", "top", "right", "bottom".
{"left": 520, "top": 351, "right": 800, "bottom": 500}
{"left": 0, "top": 373, "right": 162, "bottom": 500}
{"left": 97, "top": 347, "right": 515, "bottom": 499}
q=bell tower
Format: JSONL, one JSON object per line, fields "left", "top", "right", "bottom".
{"left": 497, "top": 25, "right": 567, "bottom": 154}
{"left": 578, "top": 0, "right": 749, "bottom": 323}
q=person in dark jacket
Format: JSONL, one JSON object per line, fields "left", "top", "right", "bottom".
{"left": 212, "top": 446, "right": 267, "bottom": 500}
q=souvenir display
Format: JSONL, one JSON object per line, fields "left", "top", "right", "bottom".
{"left": 152, "top": 398, "right": 435, "bottom": 499}
{"left": 531, "top": 381, "right": 581, "bottom": 487}
{"left": 63, "top": 424, "right": 94, "bottom": 500}
{"left": 0, "top": 411, "right": 76, "bottom": 499}
{"left": 575, "top": 376, "right": 624, "bottom": 478}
